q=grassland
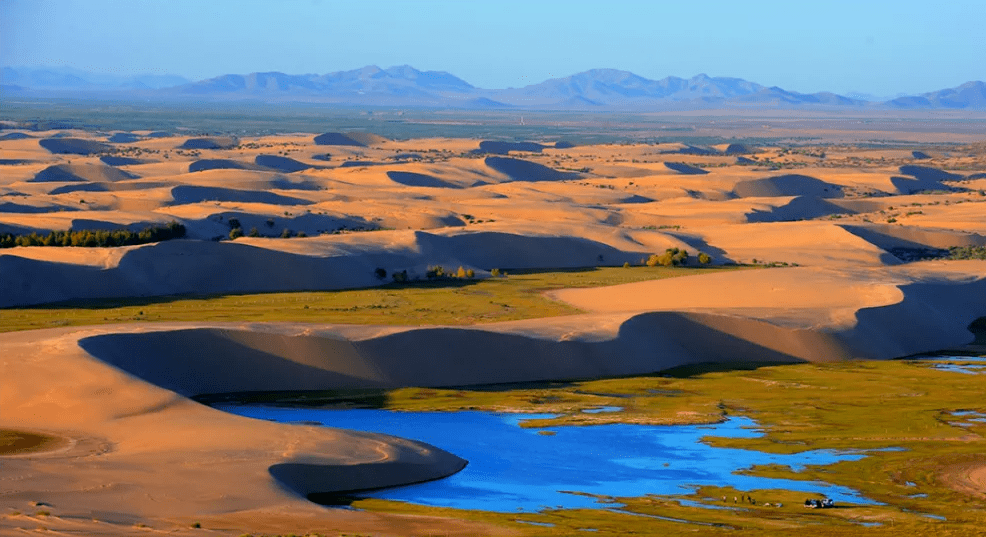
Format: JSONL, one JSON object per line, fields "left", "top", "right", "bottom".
{"left": 0, "top": 265, "right": 747, "bottom": 333}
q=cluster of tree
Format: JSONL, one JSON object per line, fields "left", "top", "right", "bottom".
{"left": 0, "top": 221, "right": 186, "bottom": 249}
{"left": 644, "top": 248, "right": 712, "bottom": 267}
{"left": 383, "top": 265, "right": 480, "bottom": 283}
{"left": 426, "top": 265, "right": 476, "bottom": 280}
{"left": 948, "top": 245, "right": 986, "bottom": 260}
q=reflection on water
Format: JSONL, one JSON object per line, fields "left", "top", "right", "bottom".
{"left": 217, "top": 405, "right": 875, "bottom": 512}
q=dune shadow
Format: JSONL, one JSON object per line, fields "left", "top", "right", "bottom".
{"left": 39, "top": 138, "right": 111, "bottom": 155}
{"left": 663, "top": 162, "right": 708, "bottom": 175}
{"left": 484, "top": 156, "right": 579, "bottom": 182}
{"left": 178, "top": 137, "right": 237, "bottom": 150}
{"left": 733, "top": 174, "right": 843, "bottom": 199}
{"left": 386, "top": 171, "right": 462, "bottom": 188}
{"left": 170, "top": 185, "right": 314, "bottom": 206}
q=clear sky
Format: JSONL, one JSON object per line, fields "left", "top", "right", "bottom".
{"left": 2, "top": 0, "right": 983, "bottom": 96}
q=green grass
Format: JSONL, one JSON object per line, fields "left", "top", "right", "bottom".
{"left": 0, "top": 265, "right": 748, "bottom": 333}
{"left": 248, "top": 356, "right": 986, "bottom": 535}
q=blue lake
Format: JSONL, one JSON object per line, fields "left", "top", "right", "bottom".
{"left": 216, "top": 405, "right": 874, "bottom": 512}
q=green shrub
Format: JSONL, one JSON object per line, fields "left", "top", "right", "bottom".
{"left": 392, "top": 270, "right": 408, "bottom": 283}
{"left": 647, "top": 248, "right": 688, "bottom": 267}
{"left": 374, "top": 267, "right": 387, "bottom": 280}
{"left": 229, "top": 228, "right": 244, "bottom": 240}
{"left": 698, "top": 252, "right": 712, "bottom": 264}
{"left": 490, "top": 268, "right": 501, "bottom": 277}
{"left": 280, "top": 228, "right": 293, "bottom": 238}
{"left": 248, "top": 227, "right": 260, "bottom": 237}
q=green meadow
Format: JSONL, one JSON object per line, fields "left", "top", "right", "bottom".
{"left": 0, "top": 265, "right": 746, "bottom": 333}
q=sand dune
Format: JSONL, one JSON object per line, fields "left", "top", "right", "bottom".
{"left": 840, "top": 223, "right": 986, "bottom": 252}
{"left": 387, "top": 170, "right": 463, "bottom": 188}
{"left": 38, "top": 137, "right": 112, "bottom": 155}
{"left": 484, "top": 156, "right": 579, "bottom": 182}
{"left": 31, "top": 163, "right": 138, "bottom": 183}
{"left": 255, "top": 154, "right": 314, "bottom": 172}
{"left": 745, "top": 195, "right": 853, "bottom": 222}
{"left": 899, "top": 164, "right": 963, "bottom": 182}
{"left": 733, "top": 174, "right": 844, "bottom": 198}
{"left": 107, "top": 132, "right": 142, "bottom": 143}
{"left": 313, "top": 132, "right": 388, "bottom": 147}
{"left": 3, "top": 132, "right": 986, "bottom": 535}
{"left": 188, "top": 158, "right": 266, "bottom": 173}
{"left": 0, "top": 132, "right": 33, "bottom": 141}
{"left": 99, "top": 155, "right": 145, "bottom": 166}
{"left": 169, "top": 185, "right": 315, "bottom": 206}
{"left": 663, "top": 161, "right": 709, "bottom": 175}
{"left": 474, "top": 140, "right": 547, "bottom": 154}
{"left": 178, "top": 136, "right": 238, "bottom": 149}
{"left": 0, "top": 228, "right": 667, "bottom": 307}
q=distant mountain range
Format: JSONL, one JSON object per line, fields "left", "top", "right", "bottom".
{"left": 2, "top": 65, "right": 984, "bottom": 111}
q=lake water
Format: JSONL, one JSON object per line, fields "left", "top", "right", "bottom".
{"left": 216, "top": 405, "right": 875, "bottom": 512}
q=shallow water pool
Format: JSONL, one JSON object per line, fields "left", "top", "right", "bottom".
{"left": 217, "top": 405, "right": 874, "bottom": 512}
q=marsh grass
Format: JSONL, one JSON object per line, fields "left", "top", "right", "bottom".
{"left": 0, "top": 265, "right": 747, "bottom": 333}
{"left": 255, "top": 356, "right": 986, "bottom": 535}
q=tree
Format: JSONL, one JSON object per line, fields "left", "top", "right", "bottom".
{"left": 374, "top": 267, "right": 387, "bottom": 280}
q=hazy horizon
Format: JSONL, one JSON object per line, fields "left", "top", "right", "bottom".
{"left": 1, "top": 0, "right": 984, "bottom": 97}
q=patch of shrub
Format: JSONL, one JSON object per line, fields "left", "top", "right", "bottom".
{"left": 280, "top": 228, "right": 293, "bottom": 238}
{"left": 0, "top": 221, "right": 186, "bottom": 249}
{"left": 647, "top": 248, "right": 688, "bottom": 267}
{"left": 248, "top": 227, "right": 260, "bottom": 237}
{"left": 229, "top": 228, "right": 244, "bottom": 240}
{"left": 392, "top": 270, "right": 408, "bottom": 283}
{"left": 374, "top": 267, "right": 387, "bottom": 280}
{"left": 947, "top": 245, "right": 986, "bottom": 260}
{"left": 698, "top": 252, "right": 712, "bottom": 264}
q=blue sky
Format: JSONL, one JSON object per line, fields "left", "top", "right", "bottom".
{"left": 2, "top": 0, "right": 983, "bottom": 96}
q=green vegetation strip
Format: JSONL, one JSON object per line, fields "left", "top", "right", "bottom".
{"left": 231, "top": 356, "right": 986, "bottom": 535}
{"left": 0, "top": 430, "right": 64, "bottom": 456}
{"left": 0, "top": 221, "right": 186, "bottom": 248}
{"left": 0, "top": 265, "right": 747, "bottom": 333}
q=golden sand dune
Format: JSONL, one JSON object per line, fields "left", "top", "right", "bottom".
{"left": 2, "top": 131, "right": 986, "bottom": 534}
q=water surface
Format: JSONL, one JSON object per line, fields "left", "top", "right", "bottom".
{"left": 217, "top": 405, "right": 873, "bottom": 512}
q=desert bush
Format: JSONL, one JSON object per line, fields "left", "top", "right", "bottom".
{"left": 623, "top": 261, "right": 631, "bottom": 268}
{"left": 248, "top": 227, "right": 260, "bottom": 237}
{"left": 296, "top": 231, "right": 307, "bottom": 237}
{"left": 392, "top": 270, "right": 408, "bottom": 283}
{"left": 228, "top": 218, "right": 241, "bottom": 230}
{"left": 466, "top": 268, "right": 475, "bottom": 278}
{"left": 280, "top": 228, "right": 293, "bottom": 238}
{"left": 490, "top": 268, "right": 501, "bottom": 277}
{"left": 374, "top": 267, "right": 387, "bottom": 280}
{"left": 698, "top": 252, "right": 712, "bottom": 264}
{"left": 456, "top": 266, "right": 467, "bottom": 278}
{"left": 229, "top": 227, "right": 244, "bottom": 240}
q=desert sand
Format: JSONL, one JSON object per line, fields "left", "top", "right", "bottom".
{"left": 2, "top": 128, "right": 985, "bottom": 535}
